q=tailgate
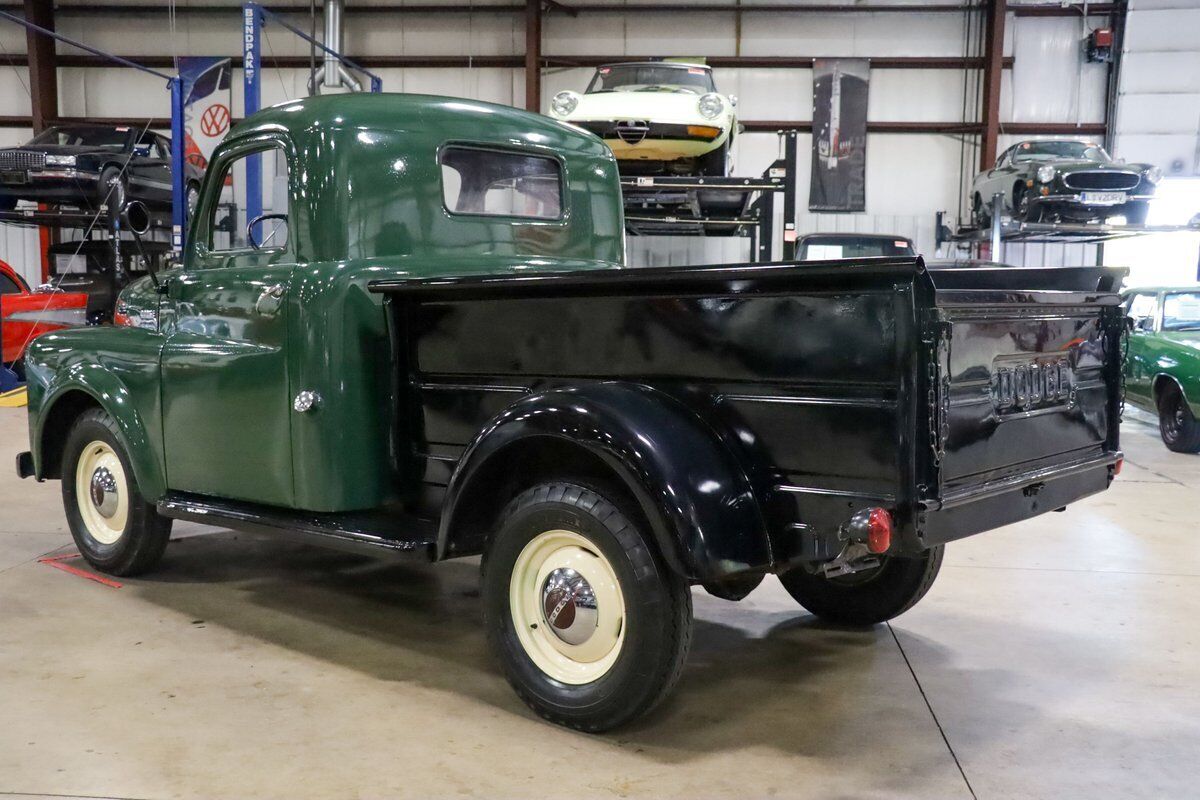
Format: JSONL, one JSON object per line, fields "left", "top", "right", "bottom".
{"left": 923, "top": 267, "right": 1125, "bottom": 504}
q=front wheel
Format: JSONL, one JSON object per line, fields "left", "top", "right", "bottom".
{"left": 62, "top": 408, "right": 171, "bottom": 576}
{"left": 482, "top": 482, "right": 692, "bottom": 732}
{"left": 1158, "top": 383, "right": 1200, "bottom": 453}
{"left": 697, "top": 144, "right": 729, "bottom": 177}
{"left": 96, "top": 166, "right": 126, "bottom": 211}
{"left": 972, "top": 193, "right": 991, "bottom": 229}
{"left": 779, "top": 546, "right": 944, "bottom": 627}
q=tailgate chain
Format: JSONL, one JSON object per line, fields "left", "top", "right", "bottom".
{"left": 925, "top": 317, "right": 952, "bottom": 467}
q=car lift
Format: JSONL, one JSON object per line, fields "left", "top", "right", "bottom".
{"left": 241, "top": 1, "right": 382, "bottom": 222}
{"left": 0, "top": 10, "right": 188, "bottom": 252}
{"left": 620, "top": 131, "right": 800, "bottom": 263}
{"left": 0, "top": 11, "right": 188, "bottom": 378}
{"left": 936, "top": 192, "right": 1200, "bottom": 267}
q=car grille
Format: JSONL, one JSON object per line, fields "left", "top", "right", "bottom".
{"left": 0, "top": 150, "right": 45, "bottom": 171}
{"left": 615, "top": 120, "right": 650, "bottom": 145}
{"left": 1063, "top": 170, "right": 1140, "bottom": 191}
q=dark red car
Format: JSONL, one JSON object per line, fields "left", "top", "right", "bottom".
{"left": 1, "top": 257, "right": 89, "bottom": 370}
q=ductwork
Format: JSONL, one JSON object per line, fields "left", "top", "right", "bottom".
{"left": 309, "top": 0, "right": 362, "bottom": 94}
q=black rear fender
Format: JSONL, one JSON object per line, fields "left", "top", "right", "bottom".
{"left": 438, "top": 382, "right": 770, "bottom": 582}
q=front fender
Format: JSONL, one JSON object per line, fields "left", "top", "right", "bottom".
{"left": 26, "top": 328, "right": 166, "bottom": 501}
{"left": 440, "top": 382, "right": 770, "bottom": 581}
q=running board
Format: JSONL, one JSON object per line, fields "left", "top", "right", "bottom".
{"left": 157, "top": 492, "right": 437, "bottom": 560}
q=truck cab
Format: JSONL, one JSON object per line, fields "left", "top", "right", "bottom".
{"left": 19, "top": 94, "right": 1125, "bottom": 733}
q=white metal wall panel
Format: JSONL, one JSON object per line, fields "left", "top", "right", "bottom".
{"left": 1008, "top": 16, "right": 1107, "bottom": 124}
{"left": 1112, "top": 2, "right": 1200, "bottom": 174}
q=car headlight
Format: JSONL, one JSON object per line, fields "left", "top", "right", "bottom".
{"left": 1036, "top": 165, "right": 1056, "bottom": 183}
{"left": 550, "top": 91, "right": 579, "bottom": 117}
{"left": 45, "top": 155, "right": 76, "bottom": 167}
{"left": 1144, "top": 166, "right": 1163, "bottom": 184}
{"left": 698, "top": 93, "right": 725, "bottom": 120}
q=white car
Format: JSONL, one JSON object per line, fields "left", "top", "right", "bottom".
{"left": 548, "top": 62, "right": 737, "bottom": 176}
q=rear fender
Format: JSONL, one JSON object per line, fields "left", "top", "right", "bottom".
{"left": 439, "top": 382, "right": 770, "bottom": 582}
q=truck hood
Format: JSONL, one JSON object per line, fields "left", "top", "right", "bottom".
{"left": 564, "top": 91, "right": 734, "bottom": 126}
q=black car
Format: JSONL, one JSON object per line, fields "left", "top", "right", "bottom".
{"left": 971, "top": 139, "right": 1161, "bottom": 226}
{"left": 0, "top": 124, "right": 203, "bottom": 216}
{"left": 796, "top": 233, "right": 916, "bottom": 260}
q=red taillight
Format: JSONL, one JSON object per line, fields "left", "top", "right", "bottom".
{"left": 867, "top": 508, "right": 892, "bottom": 554}
{"left": 1114, "top": 458, "right": 1123, "bottom": 476}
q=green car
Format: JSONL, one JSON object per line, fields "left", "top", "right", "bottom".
{"left": 1123, "top": 287, "right": 1200, "bottom": 452}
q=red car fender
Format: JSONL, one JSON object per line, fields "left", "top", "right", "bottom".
{"left": 1, "top": 258, "right": 90, "bottom": 364}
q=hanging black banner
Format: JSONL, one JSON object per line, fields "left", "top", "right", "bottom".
{"left": 809, "top": 58, "right": 869, "bottom": 212}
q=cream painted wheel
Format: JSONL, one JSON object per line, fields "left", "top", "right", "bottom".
{"left": 509, "top": 529, "right": 627, "bottom": 685}
{"left": 73, "top": 440, "right": 129, "bottom": 545}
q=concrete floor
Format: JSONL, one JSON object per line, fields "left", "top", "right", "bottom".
{"left": 1, "top": 406, "right": 1198, "bottom": 800}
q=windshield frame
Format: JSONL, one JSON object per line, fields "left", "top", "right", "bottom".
{"left": 28, "top": 125, "right": 133, "bottom": 151}
{"left": 585, "top": 63, "right": 716, "bottom": 95}
{"left": 1012, "top": 140, "right": 1111, "bottom": 164}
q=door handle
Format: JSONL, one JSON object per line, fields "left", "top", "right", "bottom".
{"left": 254, "top": 283, "right": 286, "bottom": 315}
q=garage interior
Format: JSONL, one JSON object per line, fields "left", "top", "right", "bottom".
{"left": 1, "top": 0, "right": 1199, "bottom": 798}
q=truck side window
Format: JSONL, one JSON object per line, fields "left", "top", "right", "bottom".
{"left": 440, "top": 147, "right": 562, "bottom": 220}
{"left": 1127, "top": 293, "right": 1157, "bottom": 332}
{"left": 207, "top": 145, "right": 290, "bottom": 253}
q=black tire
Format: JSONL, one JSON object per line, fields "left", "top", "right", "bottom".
{"left": 96, "top": 166, "right": 126, "bottom": 211}
{"left": 1123, "top": 201, "right": 1149, "bottom": 226}
{"left": 779, "top": 546, "right": 944, "bottom": 627}
{"left": 697, "top": 144, "right": 729, "bottom": 177}
{"left": 972, "top": 193, "right": 991, "bottom": 229}
{"left": 482, "top": 482, "right": 692, "bottom": 732}
{"left": 61, "top": 408, "right": 171, "bottom": 576}
{"left": 185, "top": 181, "right": 201, "bottom": 220}
{"left": 1015, "top": 186, "right": 1043, "bottom": 223}
{"left": 1158, "top": 383, "right": 1200, "bottom": 453}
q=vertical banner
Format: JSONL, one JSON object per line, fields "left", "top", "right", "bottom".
{"left": 179, "top": 57, "right": 233, "bottom": 182}
{"left": 809, "top": 58, "right": 869, "bottom": 212}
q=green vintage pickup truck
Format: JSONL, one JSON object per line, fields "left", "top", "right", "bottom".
{"left": 18, "top": 94, "right": 1126, "bottom": 731}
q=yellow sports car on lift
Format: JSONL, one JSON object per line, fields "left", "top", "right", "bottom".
{"left": 548, "top": 61, "right": 737, "bottom": 176}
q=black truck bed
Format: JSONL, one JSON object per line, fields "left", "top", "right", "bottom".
{"left": 371, "top": 257, "right": 1124, "bottom": 568}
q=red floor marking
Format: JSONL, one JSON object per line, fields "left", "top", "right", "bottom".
{"left": 37, "top": 553, "right": 123, "bottom": 589}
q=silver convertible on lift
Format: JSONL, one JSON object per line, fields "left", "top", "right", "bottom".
{"left": 971, "top": 139, "right": 1161, "bottom": 227}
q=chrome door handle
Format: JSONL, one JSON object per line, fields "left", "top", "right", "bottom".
{"left": 254, "top": 283, "right": 285, "bottom": 315}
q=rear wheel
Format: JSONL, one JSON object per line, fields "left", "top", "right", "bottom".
{"left": 482, "top": 482, "right": 692, "bottom": 732}
{"left": 779, "top": 546, "right": 944, "bottom": 627}
{"left": 61, "top": 408, "right": 171, "bottom": 576}
{"left": 1158, "top": 383, "right": 1200, "bottom": 453}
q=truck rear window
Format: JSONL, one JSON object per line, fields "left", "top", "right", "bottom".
{"left": 440, "top": 147, "right": 563, "bottom": 220}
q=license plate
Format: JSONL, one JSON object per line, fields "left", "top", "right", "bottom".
{"left": 1080, "top": 191, "right": 1126, "bottom": 205}
{"left": 1, "top": 170, "right": 28, "bottom": 184}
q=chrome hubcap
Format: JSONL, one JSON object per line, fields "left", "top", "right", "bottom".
{"left": 541, "top": 567, "right": 598, "bottom": 646}
{"left": 89, "top": 466, "right": 119, "bottom": 519}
